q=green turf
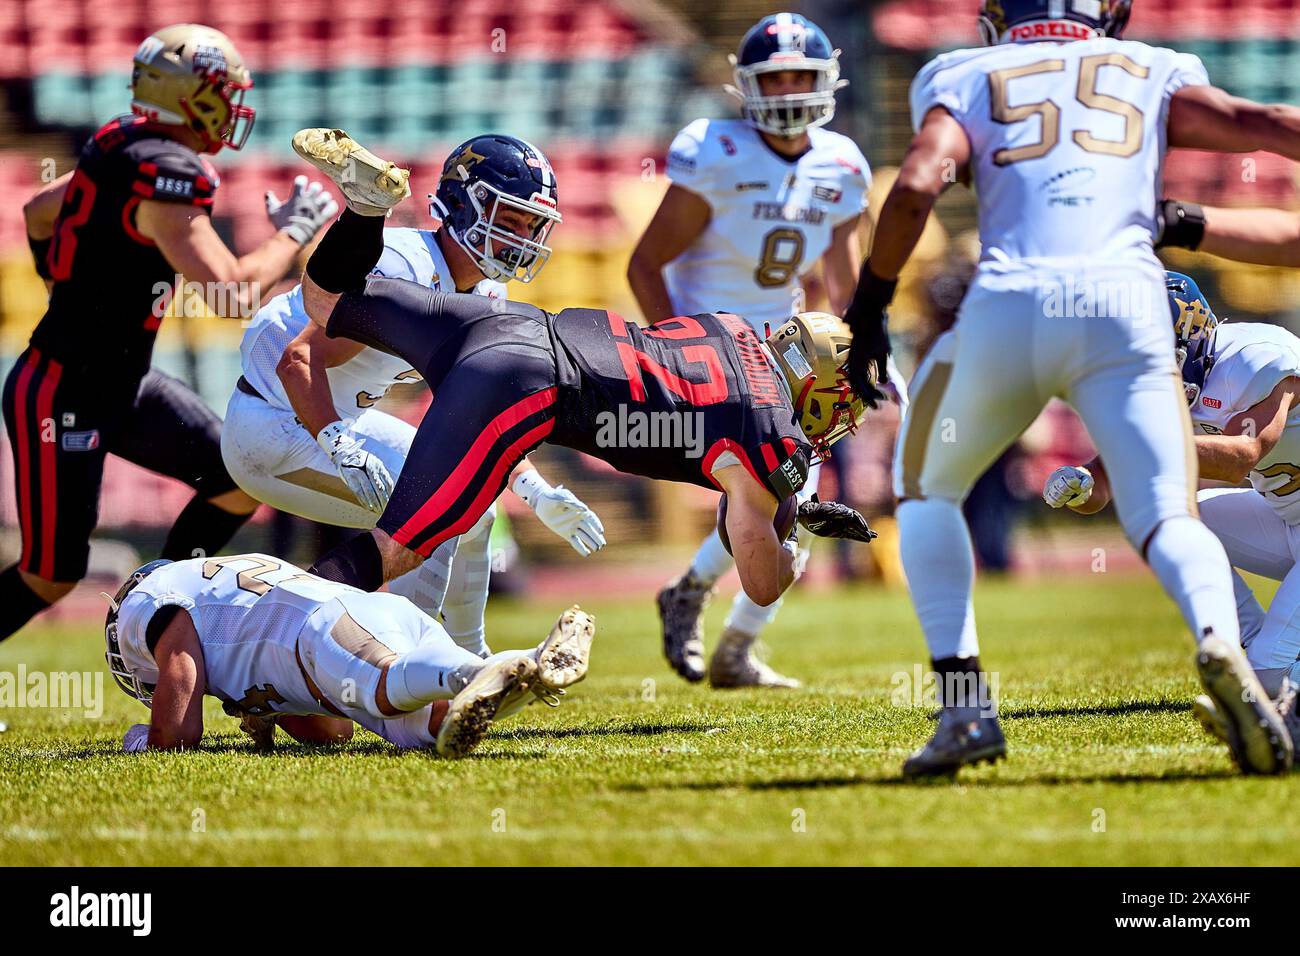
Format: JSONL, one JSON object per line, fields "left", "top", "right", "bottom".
{"left": 0, "top": 572, "right": 1296, "bottom": 866}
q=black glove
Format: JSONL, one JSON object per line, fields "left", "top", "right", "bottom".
{"left": 1154, "top": 198, "right": 1206, "bottom": 251}
{"left": 797, "top": 495, "right": 877, "bottom": 542}
{"left": 843, "top": 263, "right": 897, "bottom": 409}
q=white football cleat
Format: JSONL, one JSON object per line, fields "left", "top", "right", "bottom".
{"left": 534, "top": 605, "right": 597, "bottom": 690}
{"left": 435, "top": 654, "right": 538, "bottom": 758}
{"left": 291, "top": 127, "right": 410, "bottom": 216}
{"left": 1196, "top": 633, "right": 1293, "bottom": 774}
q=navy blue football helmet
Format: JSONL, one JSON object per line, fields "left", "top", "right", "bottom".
{"left": 978, "top": 0, "right": 1132, "bottom": 46}
{"left": 1166, "top": 271, "right": 1220, "bottom": 407}
{"left": 726, "top": 12, "right": 847, "bottom": 137}
{"left": 429, "top": 134, "right": 561, "bottom": 284}
{"left": 104, "top": 558, "right": 174, "bottom": 706}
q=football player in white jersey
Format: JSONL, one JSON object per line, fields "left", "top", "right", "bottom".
{"left": 630, "top": 13, "right": 881, "bottom": 688}
{"left": 106, "top": 555, "right": 596, "bottom": 757}
{"left": 222, "top": 135, "right": 605, "bottom": 657}
{"left": 843, "top": 0, "right": 1300, "bottom": 776}
{"left": 1045, "top": 273, "right": 1300, "bottom": 743}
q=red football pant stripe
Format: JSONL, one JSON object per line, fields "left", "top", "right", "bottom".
{"left": 34, "top": 357, "right": 63, "bottom": 580}
{"left": 12, "top": 351, "right": 38, "bottom": 573}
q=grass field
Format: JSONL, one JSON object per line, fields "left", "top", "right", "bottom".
{"left": 1, "top": 571, "right": 1297, "bottom": 866}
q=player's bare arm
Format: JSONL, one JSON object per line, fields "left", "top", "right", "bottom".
{"left": 276, "top": 322, "right": 367, "bottom": 438}
{"left": 22, "top": 171, "right": 73, "bottom": 241}
{"left": 715, "top": 463, "right": 794, "bottom": 607}
{"left": 821, "top": 214, "right": 866, "bottom": 316}
{"left": 1168, "top": 85, "right": 1300, "bottom": 160}
{"left": 1162, "top": 202, "right": 1300, "bottom": 267}
{"left": 1196, "top": 376, "right": 1300, "bottom": 483}
{"left": 844, "top": 105, "right": 971, "bottom": 405}
{"left": 277, "top": 715, "right": 354, "bottom": 745}
{"left": 627, "top": 183, "right": 712, "bottom": 323}
{"left": 146, "top": 609, "right": 207, "bottom": 751}
{"left": 135, "top": 200, "right": 306, "bottom": 318}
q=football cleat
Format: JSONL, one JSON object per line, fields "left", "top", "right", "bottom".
{"left": 1192, "top": 694, "right": 1229, "bottom": 744}
{"left": 435, "top": 655, "right": 537, "bottom": 758}
{"left": 657, "top": 572, "right": 713, "bottom": 682}
{"left": 1195, "top": 633, "right": 1293, "bottom": 774}
{"left": 902, "top": 710, "right": 1006, "bottom": 779}
{"left": 291, "top": 128, "right": 410, "bottom": 216}
{"left": 708, "top": 627, "right": 800, "bottom": 689}
{"left": 534, "top": 605, "right": 596, "bottom": 691}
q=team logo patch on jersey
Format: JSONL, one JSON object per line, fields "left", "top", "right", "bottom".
{"left": 1202, "top": 396, "right": 1222, "bottom": 409}
{"left": 61, "top": 429, "right": 100, "bottom": 452}
{"left": 154, "top": 176, "right": 194, "bottom": 198}
{"left": 667, "top": 150, "right": 696, "bottom": 174}
{"left": 735, "top": 180, "right": 769, "bottom": 191}
{"left": 813, "top": 184, "right": 843, "bottom": 203}
{"left": 720, "top": 136, "right": 737, "bottom": 156}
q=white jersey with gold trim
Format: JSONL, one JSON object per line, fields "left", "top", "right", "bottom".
{"left": 663, "top": 118, "right": 870, "bottom": 333}
{"left": 1191, "top": 322, "right": 1300, "bottom": 523}
{"left": 239, "top": 227, "right": 506, "bottom": 421}
{"left": 911, "top": 37, "right": 1208, "bottom": 269}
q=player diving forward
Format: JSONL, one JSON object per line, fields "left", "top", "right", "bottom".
{"left": 842, "top": 0, "right": 1300, "bottom": 776}
{"left": 1045, "top": 273, "right": 1300, "bottom": 745}
{"left": 281, "top": 128, "right": 874, "bottom": 609}
{"left": 222, "top": 134, "right": 604, "bottom": 656}
{"left": 629, "top": 12, "right": 893, "bottom": 687}
{"left": 106, "top": 555, "right": 596, "bottom": 757}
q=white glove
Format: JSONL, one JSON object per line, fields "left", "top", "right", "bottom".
{"left": 1043, "top": 465, "right": 1095, "bottom": 510}
{"left": 317, "top": 420, "right": 395, "bottom": 515}
{"left": 512, "top": 469, "right": 606, "bottom": 557}
{"left": 122, "top": 723, "right": 150, "bottom": 753}
{"left": 266, "top": 175, "right": 339, "bottom": 246}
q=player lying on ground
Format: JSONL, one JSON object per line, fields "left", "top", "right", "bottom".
{"left": 105, "top": 555, "right": 596, "bottom": 758}
{"left": 223, "top": 133, "right": 603, "bottom": 656}
{"left": 1044, "top": 271, "right": 1300, "bottom": 747}
{"left": 1, "top": 24, "right": 339, "bottom": 646}
{"left": 282, "top": 129, "right": 874, "bottom": 609}
{"left": 629, "top": 12, "right": 899, "bottom": 688}
{"left": 843, "top": 0, "right": 1300, "bottom": 777}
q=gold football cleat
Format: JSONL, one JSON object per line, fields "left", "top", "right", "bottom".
{"left": 291, "top": 128, "right": 411, "bottom": 216}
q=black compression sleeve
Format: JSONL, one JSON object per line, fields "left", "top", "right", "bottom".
{"left": 304, "top": 208, "right": 386, "bottom": 293}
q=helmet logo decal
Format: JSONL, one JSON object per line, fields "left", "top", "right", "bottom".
{"left": 440, "top": 145, "right": 488, "bottom": 183}
{"left": 192, "top": 44, "right": 229, "bottom": 76}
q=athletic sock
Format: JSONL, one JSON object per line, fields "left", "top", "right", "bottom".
{"left": 931, "top": 654, "right": 995, "bottom": 720}
{"left": 725, "top": 590, "right": 783, "bottom": 636}
{"left": 0, "top": 565, "right": 51, "bottom": 642}
{"left": 688, "top": 528, "right": 733, "bottom": 586}
{"left": 161, "top": 497, "right": 254, "bottom": 561}
{"left": 308, "top": 533, "right": 386, "bottom": 592}
{"left": 384, "top": 639, "right": 484, "bottom": 711}
{"left": 897, "top": 498, "right": 979, "bottom": 660}
{"left": 304, "top": 208, "right": 386, "bottom": 294}
{"left": 1144, "top": 515, "right": 1240, "bottom": 647}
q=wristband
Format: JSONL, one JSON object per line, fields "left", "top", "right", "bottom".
{"left": 316, "top": 420, "right": 354, "bottom": 461}
{"left": 1156, "top": 199, "right": 1206, "bottom": 251}
{"left": 511, "top": 468, "right": 553, "bottom": 507}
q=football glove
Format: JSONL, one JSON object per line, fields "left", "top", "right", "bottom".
{"left": 122, "top": 723, "right": 150, "bottom": 753}
{"left": 266, "top": 175, "right": 339, "bottom": 246}
{"left": 843, "top": 265, "right": 897, "bottom": 410}
{"left": 513, "top": 469, "right": 606, "bottom": 557}
{"left": 317, "top": 420, "right": 395, "bottom": 515}
{"left": 1043, "top": 465, "right": 1095, "bottom": 510}
{"left": 797, "top": 496, "right": 877, "bottom": 542}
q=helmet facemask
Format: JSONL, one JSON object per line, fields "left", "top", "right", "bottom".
{"left": 726, "top": 57, "right": 846, "bottom": 137}
{"left": 1167, "top": 272, "right": 1220, "bottom": 407}
{"left": 433, "top": 174, "right": 561, "bottom": 284}
{"left": 102, "top": 559, "right": 172, "bottom": 708}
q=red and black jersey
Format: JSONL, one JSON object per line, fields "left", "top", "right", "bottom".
{"left": 549, "top": 308, "right": 811, "bottom": 499}
{"left": 30, "top": 115, "right": 219, "bottom": 398}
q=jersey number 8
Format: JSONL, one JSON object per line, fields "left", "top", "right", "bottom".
{"left": 989, "top": 53, "right": 1150, "bottom": 166}
{"left": 755, "top": 227, "right": 806, "bottom": 288}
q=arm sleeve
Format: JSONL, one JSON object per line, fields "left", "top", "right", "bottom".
{"left": 664, "top": 121, "right": 718, "bottom": 201}
{"left": 126, "top": 141, "right": 218, "bottom": 207}
{"left": 832, "top": 142, "right": 873, "bottom": 227}
{"left": 910, "top": 55, "right": 969, "bottom": 133}
{"left": 1230, "top": 343, "right": 1300, "bottom": 413}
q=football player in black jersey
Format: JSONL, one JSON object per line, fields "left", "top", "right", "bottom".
{"left": 1, "top": 24, "right": 338, "bottom": 643}
{"left": 279, "top": 129, "right": 874, "bottom": 612}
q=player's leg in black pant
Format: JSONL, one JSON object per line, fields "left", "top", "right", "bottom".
{"left": 310, "top": 339, "right": 558, "bottom": 589}
{"left": 109, "top": 368, "right": 258, "bottom": 561}
{"left": 0, "top": 348, "right": 107, "bottom": 640}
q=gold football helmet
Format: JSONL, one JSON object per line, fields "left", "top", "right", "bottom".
{"left": 130, "top": 24, "right": 255, "bottom": 152}
{"left": 765, "top": 311, "right": 865, "bottom": 460}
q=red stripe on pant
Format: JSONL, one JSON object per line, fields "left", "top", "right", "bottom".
{"left": 394, "top": 387, "right": 557, "bottom": 554}
{"left": 34, "top": 358, "right": 63, "bottom": 580}
{"left": 12, "top": 351, "right": 38, "bottom": 572}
